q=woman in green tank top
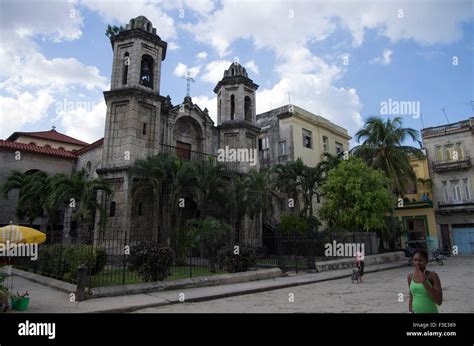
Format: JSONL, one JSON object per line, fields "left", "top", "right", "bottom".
{"left": 407, "top": 249, "right": 443, "bottom": 313}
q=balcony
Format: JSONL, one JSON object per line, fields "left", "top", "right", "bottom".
{"left": 436, "top": 201, "right": 474, "bottom": 214}
{"left": 432, "top": 157, "right": 472, "bottom": 173}
{"left": 395, "top": 197, "right": 433, "bottom": 210}
{"left": 159, "top": 143, "right": 239, "bottom": 171}
{"left": 422, "top": 118, "right": 474, "bottom": 139}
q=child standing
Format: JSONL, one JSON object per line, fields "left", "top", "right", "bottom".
{"left": 355, "top": 251, "right": 365, "bottom": 283}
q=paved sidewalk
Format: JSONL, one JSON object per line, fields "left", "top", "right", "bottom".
{"left": 135, "top": 255, "right": 473, "bottom": 313}
{"left": 6, "top": 260, "right": 408, "bottom": 313}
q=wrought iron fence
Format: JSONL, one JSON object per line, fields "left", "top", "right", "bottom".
{"left": 11, "top": 229, "right": 381, "bottom": 287}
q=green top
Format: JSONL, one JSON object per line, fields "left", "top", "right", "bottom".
{"left": 410, "top": 272, "right": 438, "bottom": 313}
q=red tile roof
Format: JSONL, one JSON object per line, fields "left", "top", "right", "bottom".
{"left": 0, "top": 140, "right": 77, "bottom": 159}
{"left": 74, "top": 138, "right": 104, "bottom": 155}
{"left": 7, "top": 130, "right": 89, "bottom": 146}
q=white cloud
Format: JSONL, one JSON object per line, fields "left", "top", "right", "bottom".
{"left": 192, "top": 95, "right": 217, "bottom": 123}
{"left": 168, "top": 42, "right": 180, "bottom": 50}
{"left": 161, "top": 0, "right": 216, "bottom": 17}
{"left": 370, "top": 49, "right": 393, "bottom": 65}
{"left": 245, "top": 60, "right": 259, "bottom": 75}
{"left": 0, "top": 1, "right": 83, "bottom": 43}
{"left": 257, "top": 74, "right": 363, "bottom": 136}
{"left": 173, "top": 63, "right": 201, "bottom": 79}
{"left": 201, "top": 60, "right": 232, "bottom": 84}
{"left": 55, "top": 100, "right": 107, "bottom": 143}
{"left": 79, "top": 0, "right": 176, "bottom": 40}
{"left": 196, "top": 51, "right": 208, "bottom": 60}
{"left": 0, "top": 90, "right": 54, "bottom": 139}
{"left": 183, "top": 1, "right": 472, "bottom": 57}
{"left": 1, "top": 53, "right": 108, "bottom": 91}
{"left": 0, "top": 0, "right": 109, "bottom": 139}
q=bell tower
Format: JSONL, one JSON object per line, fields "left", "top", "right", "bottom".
{"left": 98, "top": 16, "right": 167, "bottom": 239}
{"left": 214, "top": 62, "right": 260, "bottom": 172}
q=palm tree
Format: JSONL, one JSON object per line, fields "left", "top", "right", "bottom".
{"left": 132, "top": 152, "right": 178, "bottom": 240}
{"left": 2, "top": 170, "right": 50, "bottom": 226}
{"left": 351, "top": 116, "right": 423, "bottom": 196}
{"left": 225, "top": 175, "right": 249, "bottom": 244}
{"left": 187, "top": 156, "right": 230, "bottom": 219}
{"left": 273, "top": 161, "right": 301, "bottom": 214}
{"left": 47, "top": 170, "right": 112, "bottom": 242}
{"left": 298, "top": 164, "right": 324, "bottom": 233}
{"left": 245, "top": 169, "right": 275, "bottom": 244}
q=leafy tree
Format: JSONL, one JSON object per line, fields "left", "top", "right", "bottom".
{"left": 280, "top": 213, "right": 308, "bottom": 236}
{"left": 187, "top": 216, "right": 232, "bottom": 273}
{"left": 319, "top": 158, "right": 395, "bottom": 234}
{"left": 105, "top": 24, "right": 124, "bottom": 39}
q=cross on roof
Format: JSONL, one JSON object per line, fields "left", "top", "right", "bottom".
{"left": 182, "top": 71, "right": 195, "bottom": 97}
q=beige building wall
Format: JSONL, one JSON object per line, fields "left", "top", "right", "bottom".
{"left": 289, "top": 107, "right": 350, "bottom": 168}
{"left": 14, "top": 136, "right": 84, "bottom": 151}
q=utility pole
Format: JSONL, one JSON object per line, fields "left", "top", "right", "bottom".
{"left": 442, "top": 108, "right": 450, "bottom": 124}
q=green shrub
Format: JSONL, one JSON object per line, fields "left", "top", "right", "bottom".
{"left": 35, "top": 244, "right": 107, "bottom": 282}
{"left": 62, "top": 245, "right": 107, "bottom": 279}
{"left": 129, "top": 241, "right": 174, "bottom": 282}
{"left": 218, "top": 245, "right": 256, "bottom": 273}
{"left": 36, "top": 244, "right": 67, "bottom": 277}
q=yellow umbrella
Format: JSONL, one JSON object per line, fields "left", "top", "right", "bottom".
{"left": 0, "top": 225, "right": 46, "bottom": 244}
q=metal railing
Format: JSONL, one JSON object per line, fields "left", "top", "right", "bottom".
{"left": 432, "top": 157, "right": 472, "bottom": 172}
{"left": 159, "top": 143, "right": 239, "bottom": 171}
{"left": 422, "top": 118, "right": 473, "bottom": 138}
{"left": 438, "top": 201, "right": 474, "bottom": 209}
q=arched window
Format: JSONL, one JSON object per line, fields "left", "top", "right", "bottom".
{"left": 109, "top": 202, "right": 116, "bottom": 217}
{"left": 146, "top": 23, "right": 151, "bottom": 32}
{"left": 231, "top": 68, "right": 235, "bottom": 76}
{"left": 86, "top": 161, "right": 92, "bottom": 174}
{"left": 140, "top": 54, "right": 154, "bottom": 88}
{"left": 122, "top": 52, "right": 129, "bottom": 85}
{"left": 230, "top": 95, "right": 235, "bottom": 120}
{"left": 138, "top": 203, "right": 143, "bottom": 216}
{"left": 244, "top": 96, "right": 251, "bottom": 122}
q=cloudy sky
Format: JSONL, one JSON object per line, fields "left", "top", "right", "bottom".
{"left": 0, "top": 0, "right": 472, "bottom": 145}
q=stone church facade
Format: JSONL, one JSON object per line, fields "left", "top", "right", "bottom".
{"left": 0, "top": 15, "right": 351, "bottom": 246}
{"left": 91, "top": 16, "right": 263, "bottom": 242}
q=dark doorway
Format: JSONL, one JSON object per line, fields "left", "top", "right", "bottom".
{"left": 441, "top": 224, "right": 451, "bottom": 249}
{"left": 176, "top": 141, "right": 191, "bottom": 160}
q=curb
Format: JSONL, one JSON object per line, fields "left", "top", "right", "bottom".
{"left": 90, "top": 268, "right": 282, "bottom": 298}
{"left": 11, "top": 268, "right": 76, "bottom": 294}
{"left": 96, "top": 261, "right": 408, "bottom": 313}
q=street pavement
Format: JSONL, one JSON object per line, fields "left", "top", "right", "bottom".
{"left": 135, "top": 255, "right": 473, "bottom": 313}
